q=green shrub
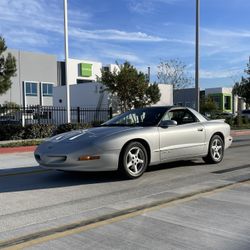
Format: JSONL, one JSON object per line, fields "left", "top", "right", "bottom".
{"left": 0, "top": 124, "right": 24, "bottom": 140}
{"left": 54, "top": 123, "right": 90, "bottom": 135}
{"left": 23, "top": 124, "right": 56, "bottom": 139}
{"left": 91, "top": 120, "right": 104, "bottom": 127}
{"left": 225, "top": 117, "right": 234, "bottom": 126}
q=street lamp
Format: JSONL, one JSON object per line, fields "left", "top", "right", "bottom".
{"left": 195, "top": 0, "right": 200, "bottom": 112}
{"left": 64, "top": 0, "right": 71, "bottom": 123}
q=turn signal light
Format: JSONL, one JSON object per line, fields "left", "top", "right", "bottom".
{"left": 79, "top": 155, "right": 100, "bottom": 161}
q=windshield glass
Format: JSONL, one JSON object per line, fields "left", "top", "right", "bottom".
{"left": 102, "top": 107, "right": 169, "bottom": 127}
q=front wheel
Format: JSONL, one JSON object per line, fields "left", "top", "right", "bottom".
{"left": 203, "top": 135, "right": 224, "bottom": 164}
{"left": 119, "top": 142, "right": 148, "bottom": 179}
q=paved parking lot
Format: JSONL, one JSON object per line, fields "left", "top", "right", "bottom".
{"left": 26, "top": 181, "right": 250, "bottom": 250}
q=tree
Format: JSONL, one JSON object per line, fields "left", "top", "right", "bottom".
{"left": 134, "top": 83, "right": 161, "bottom": 108}
{"left": 200, "top": 96, "right": 218, "bottom": 115}
{"left": 0, "top": 36, "right": 17, "bottom": 95}
{"left": 157, "top": 58, "right": 193, "bottom": 89}
{"left": 101, "top": 62, "right": 161, "bottom": 112}
{"left": 233, "top": 58, "right": 250, "bottom": 107}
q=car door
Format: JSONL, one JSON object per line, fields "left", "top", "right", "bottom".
{"left": 158, "top": 108, "right": 206, "bottom": 161}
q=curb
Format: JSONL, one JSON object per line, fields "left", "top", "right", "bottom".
{"left": 0, "top": 146, "right": 37, "bottom": 154}
{"left": 231, "top": 129, "right": 250, "bottom": 137}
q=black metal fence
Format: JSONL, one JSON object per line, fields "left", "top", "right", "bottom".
{"left": 0, "top": 105, "right": 113, "bottom": 126}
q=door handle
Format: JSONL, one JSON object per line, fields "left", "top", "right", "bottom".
{"left": 197, "top": 128, "right": 204, "bottom": 132}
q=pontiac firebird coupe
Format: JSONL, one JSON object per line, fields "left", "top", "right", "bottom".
{"left": 34, "top": 106, "right": 232, "bottom": 179}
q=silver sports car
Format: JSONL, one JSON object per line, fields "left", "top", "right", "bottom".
{"left": 34, "top": 106, "right": 232, "bottom": 179}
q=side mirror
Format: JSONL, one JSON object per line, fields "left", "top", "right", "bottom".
{"left": 159, "top": 120, "right": 177, "bottom": 128}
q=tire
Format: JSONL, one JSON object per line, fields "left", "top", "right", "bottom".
{"left": 119, "top": 141, "right": 148, "bottom": 179}
{"left": 203, "top": 135, "right": 224, "bottom": 164}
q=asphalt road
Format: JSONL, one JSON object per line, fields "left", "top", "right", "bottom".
{"left": 0, "top": 136, "right": 250, "bottom": 249}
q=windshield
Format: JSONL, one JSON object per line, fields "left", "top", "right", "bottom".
{"left": 102, "top": 107, "right": 170, "bottom": 127}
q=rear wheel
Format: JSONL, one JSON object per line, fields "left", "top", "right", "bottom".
{"left": 119, "top": 141, "right": 148, "bottom": 179}
{"left": 203, "top": 135, "right": 224, "bottom": 164}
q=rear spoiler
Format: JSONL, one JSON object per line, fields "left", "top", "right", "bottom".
{"left": 207, "top": 119, "right": 225, "bottom": 123}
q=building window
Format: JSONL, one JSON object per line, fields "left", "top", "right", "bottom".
{"left": 102, "top": 66, "right": 110, "bottom": 72}
{"left": 25, "top": 82, "right": 37, "bottom": 96}
{"left": 224, "top": 96, "right": 231, "bottom": 110}
{"left": 42, "top": 83, "right": 53, "bottom": 96}
{"left": 77, "top": 79, "right": 94, "bottom": 84}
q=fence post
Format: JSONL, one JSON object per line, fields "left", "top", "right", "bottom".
{"left": 21, "top": 106, "right": 25, "bottom": 127}
{"left": 109, "top": 107, "right": 113, "bottom": 119}
{"left": 77, "top": 106, "right": 80, "bottom": 123}
{"left": 37, "top": 105, "right": 41, "bottom": 125}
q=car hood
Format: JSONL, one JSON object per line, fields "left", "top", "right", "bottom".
{"left": 47, "top": 126, "right": 142, "bottom": 144}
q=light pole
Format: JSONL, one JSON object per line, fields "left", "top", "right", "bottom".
{"left": 195, "top": 0, "right": 200, "bottom": 112}
{"left": 64, "top": 0, "right": 71, "bottom": 123}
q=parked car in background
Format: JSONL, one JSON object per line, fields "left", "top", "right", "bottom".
{"left": 35, "top": 106, "right": 233, "bottom": 179}
{"left": 241, "top": 109, "right": 250, "bottom": 120}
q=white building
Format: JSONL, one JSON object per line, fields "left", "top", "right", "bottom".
{"left": 0, "top": 49, "right": 57, "bottom": 106}
{"left": 1, "top": 50, "right": 173, "bottom": 111}
{"left": 153, "top": 84, "right": 173, "bottom": 106}
{"left": 53, "top": 82, "right": 108, "bottom": 109}
{"left": 57, "top": 58, "right": 119, "bottom": 85}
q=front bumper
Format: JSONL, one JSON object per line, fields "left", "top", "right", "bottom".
{"left": 34, "top": 148, "right": 120, "bottom": 172}
{"left": 225, "top": 135, "right": 233, "bottom": 149}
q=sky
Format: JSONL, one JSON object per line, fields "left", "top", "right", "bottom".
{"left": 0, "top": 0, "right": 250, "bottom": 89}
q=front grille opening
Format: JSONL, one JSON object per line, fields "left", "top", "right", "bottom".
{"left": 35, "top": 154, "right": 41, "bottom": 161}
{"left": 48, "top": 156, "right": 67, "bottom": 163}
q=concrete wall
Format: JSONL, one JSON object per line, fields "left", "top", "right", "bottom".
{"left": 205, "top": 88, "right": 233, "bottom": 112}
{"left": 205, "top": 87, "right": 232, "bottom": 95}
{"left": 0, "top": 49, "right": 57, "bottom": 106}
{"left": 58, "top": 60, "right": 120, "bottom": 86}
{"left": 173, "top": 88, "right": 196, "bottom": 108}
{"left": 67, "top": 59, "right": 102, "bottom": 84}
{"left": 53, "top": 82, "right": 109, "bottom": 108}
{"left": 153, "top": 84, "right": 173, "bottom": 106}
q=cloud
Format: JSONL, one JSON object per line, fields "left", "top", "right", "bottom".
{"left": 199, "top": 68, "right": 242, "bottom": 79}
{"left": 70, "top": 29, "right": 166, "bottom": 42}
{"left": 202, "top": 28, "right": 250, "bottom": 38}
{"left": 102, "top": 49, "right": 143, "bottom": 63}
{"left": 0, "top": 0, "right": 90, "bottom": 37}
{"left": 128, "top": 0, "right": 181, "bottom": 14}
{"left": 6, "top": 30, "right": 49, "bottom": 47}
{"left": 199, "top": 26, "right": 250, "bottom": 61}
{"left": 69, "top": 28, "right": 196, "bottom": 45}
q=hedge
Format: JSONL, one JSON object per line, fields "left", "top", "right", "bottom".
{"left": 23, "top": 124, "right": 57, "bottom": 139}
{"left": 0, "top": 124, "right": 24, "bottom": 141}
{"left": 54, "top": 123, "right": 91, "bottom": 135}
{"left": 0, "top": 123, "right": 92, "bottom": 141}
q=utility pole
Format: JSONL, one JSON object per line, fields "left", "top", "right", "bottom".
{"left": 195, "top": 0, "right": 200, "bottom": 112}
{"left": 64, "top": 0, "right": 71, "bottom": 123}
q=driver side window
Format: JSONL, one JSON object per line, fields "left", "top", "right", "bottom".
{"left": 164, "top": 109, "right": 198, "bottom": 125}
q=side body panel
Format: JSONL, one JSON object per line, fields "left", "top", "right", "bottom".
{"left": 158, "top": 122, "right": 206, "bottom": 161}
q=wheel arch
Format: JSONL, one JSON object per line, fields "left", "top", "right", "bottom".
{"left": 119, "top": 138, "right": 151, "bottom": 166}
{"left": 210, "top": 132, "right": 225, "bottom": 145}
